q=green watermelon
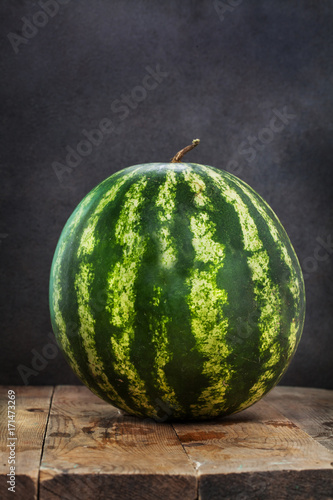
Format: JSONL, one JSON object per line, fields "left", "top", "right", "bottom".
{"left": 49, "top": 144, "right": 305, "bottom": 421}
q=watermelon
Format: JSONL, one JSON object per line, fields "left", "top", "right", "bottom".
{"left": 49, "top": 143, "right": 305, "bottom": 421}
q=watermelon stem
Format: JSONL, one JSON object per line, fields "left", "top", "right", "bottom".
{"left": 170, "top": 139, "right": 200, "bottom": 163}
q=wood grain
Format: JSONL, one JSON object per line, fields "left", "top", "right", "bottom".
{"left": 199, "top": 469, "right": 333, "bottom": 500}
{"left": 0, "top": 385, "right": 53, "bottom": 500}
{"left": 265, "top": 386, "right": 333, "bottom": 452}
{"left": 1, "top": 385, "right": 333, "bottom": 500}
{"left": 172, "top": 396, "right": 333, "bottom": 500}
{"left": 39, "top": 385, "right": 197, "bottom": 500}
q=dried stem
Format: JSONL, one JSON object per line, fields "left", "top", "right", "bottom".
{"left": 170, "top": 139, "right": 200, "bottom": 163}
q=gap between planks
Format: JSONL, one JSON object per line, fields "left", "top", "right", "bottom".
{"left": 37, "top": 386, "right": 55, "bottom": 500}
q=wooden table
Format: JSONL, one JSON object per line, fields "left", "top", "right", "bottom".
{"left": 1, "top": 385, "right": 332, "bottom": 500}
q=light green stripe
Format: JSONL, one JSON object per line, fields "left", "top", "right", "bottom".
{"left": 74, "top": 262, "right": 134, "bottom": 414}
{"left": 51, "top": 187, "right": 98, "bottom": 385}
{"left": 183, "top": 168, "right": 213, "bottom": 208}
{"left": 106, "top": 177, "right": 158, "bottom": 417}
{"left": 187, "top": 268, "right": 231, "bottom": 417}
{"left": 202, "top": 166, "right": 282, "bottom": 411}
{"left": 184, "top": 172, "right": 231, "bottom": 416}
{"left": 227, "top": 174, "right": 301, "bottom": 357}
{"left": 77, "top": 168, "right": 141, "bottom": 258}
{"left": 148, "top": 172, "right": 180, "bottom": 412}
{"left": 74, "top": 169, "right": 143, "bottom": 413}
{"left": 155, "top": 170, "right": 178, "bottom": 268}
{"left": 191, "top": 212, "right": 225, "bottom": 265}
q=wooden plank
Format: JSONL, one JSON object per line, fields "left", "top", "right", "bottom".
{"left": 172, "top": 397, "right": 333, "bottom": 500}
{"left": 0, "top": 385, "right": 53, "bottom": 500}
{"left": 199, "top": 470, "right": 333, "bottom": 500}
{"left": 39, "top": 385, "right": 197, "bottom": 500}
{"left": 265, "top": 386, "right": 333, "bottom": 452}
{"left": 1, "top": 384, "right": 332, "bottom": 499}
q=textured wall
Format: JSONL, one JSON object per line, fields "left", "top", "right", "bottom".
{"left": 1, "top": 1, "right": 332, "bottom": 388}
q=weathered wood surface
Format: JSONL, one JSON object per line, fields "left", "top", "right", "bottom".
{"left": 0, "top": 385, "right": 332, "bottom": 500}
{"left": 265, "top": 386, "right": 333, "bottom": 452}
{"left": 39, "top": 385, "right": 196, "bottom": 500}
{"left": 173, "top": 399, "right": 333, "bottom": 499}
{"left": 0, "top": 386, "right": 54, "bottom": 500}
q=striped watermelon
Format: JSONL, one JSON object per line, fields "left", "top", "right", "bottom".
{"left": 49, "top": 152, "right": 305, "bottom": 421}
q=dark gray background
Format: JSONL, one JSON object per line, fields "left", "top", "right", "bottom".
{"left": 1, "top": 1, "right": 332, "bottom": 388}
